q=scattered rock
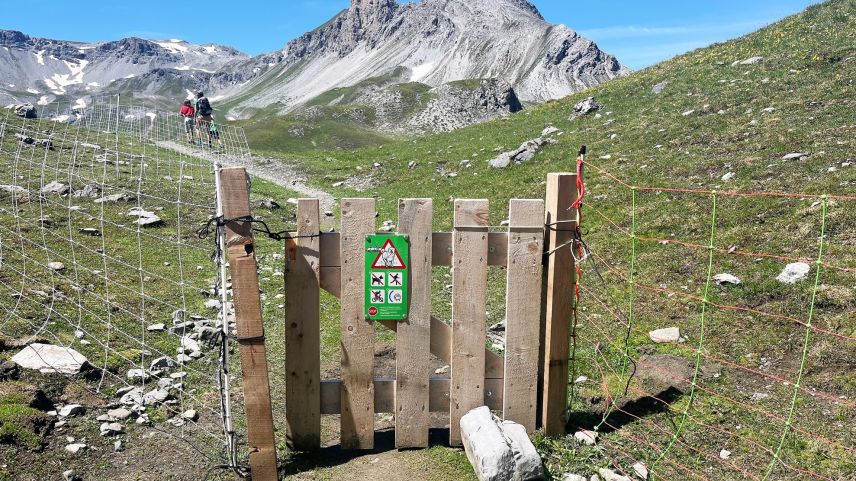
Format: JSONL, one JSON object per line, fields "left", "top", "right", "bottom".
{"left": 99, "top": 422, "right": 124, "bottom": 436}
{"left": 713, "top": 273, "right": 741, "bottom": 286}
{"left": 126, "top": 369, "right": 150, "bottom": 382}
{"left": 731, "top": 56, "right": 763, "bottom": 66}
{"left": 119, "top": 388, "right": 143, "bottom": 406}
{"left": 13, "top": 103, "right": 37, "bottom": 119}
{"left": 47, "top": 262, "right": 65, "bottom": 271}
{"left": 682, "top": 109, "right": 695, "bottom": 117}
{"left": 719, "top": 449, "right": 732, "bottom": 460}
{"left": 107, "top": 408, "right": 132, "bottom": 420}
{"left": 182, "top": 409, "right": 199, "bottom": 422}
{"left": 570, "top": 97, "right": 601, "bottom": 120}
{"left": 180, "top": 336, "right": 201, "bottom": 353}
{"left": 489, "top": 136, "right": 556, "bottom": 168}
{"left": 0, "top": 360, "right": 20, "bottom": 380}
{"left": 114, "top": 439, "right": 124, "bottom": 452}
{"left": 541, "top": 126, "right": 561, "bottom": 136}
{"left": 721, "top": 172, "right": 736, "bottom": 182}
{"left": 632, "top": 462, "right": 649, "bottom": 480}
{"left": 58, "top": 404, "right": 84, "bottom": 418}
{"left": 143, "top": 388, "right": 170, "bottom": 406}
{"left": 11, "top": 343, "right": 88, "bottom": 374}
{"left": 94, "top": 193, "right": 134, "bottom": 203}
{"left": 150, "top": 356, "right": 177, "bottom": 371}
{"left": 782, "top": 152, "right": 809, "bottom": 161}
{"left": 40, "top": 181, "right": 70, "bottom": 195}
{"left": 574, "top": 430, "right": 598, "bottom": 446}
{"left": 750, "top": 392, "right": 770, "bottom": 403}
{"left": 127, "top": 208, "right": 164, "bottom": 227}
{"left": 776, "top": 262, "right": 811, "bottom": 284}
{"left": 500, "top": 420, "right": 544, "bottom": 481}
{"left": 648, "top": 327, "right": 682, "bottom": 343}
{"left": 254, "top": 198, "right": 281, "bottom": 210}
{"left": 72, "top": 184, "right": 101, "bottom": 198}
{"left": 652, "top": 81, "right": 669, "bottom": 94}
{"left": 147, "top": 323, "right": 165, "bottom": 332}
{"left": 564, "top": 475, "right": 587, "bottom": 481}
{"left": 65, "top": 443, "right": 87, "bottom": 454}
{"left": 599, "top": 468, "right": 632, "bottom": 481}
{"left": 435, "top": 365, "right": 450, "bottom": 375}
{"left": 79, "top": 227, "right": 101, "bottom": 236}
{"left": 408, "top": 161, "right": 417, "bottom": 169}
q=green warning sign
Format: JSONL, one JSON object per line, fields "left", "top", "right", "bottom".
{"left": 365, "top": 234, "right": 409, "bottom": 321}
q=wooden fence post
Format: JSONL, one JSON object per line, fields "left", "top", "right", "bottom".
{"left": 218, "top": 167, "right": 278, "bottom": 481}
{"left": 340, "top": 198, "right": 376, "bottom": 450}
{"left": 503, "top": 199, "right": 545, "bottom": 433}
{"left": 542, "top": 173, "right": 578, "bottom": 437}
{"left": 395, "top": 199, "right": 433, "bottom": 448}
{"left": 284, "top": 199, "right": 321, "bottom": 450}
{"left": 450, "top": 199, "right": 489, "bottom": 446}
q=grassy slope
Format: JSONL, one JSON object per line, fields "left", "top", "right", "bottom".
{"left": 252, "top": 1, "right": 855, "bottom": 479}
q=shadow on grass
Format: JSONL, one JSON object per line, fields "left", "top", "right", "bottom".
{"left": 280, "top": 427, "right": 453, "bottom": 476}
{"left": 567, "top": 387, "right": 684, "bottom": 434}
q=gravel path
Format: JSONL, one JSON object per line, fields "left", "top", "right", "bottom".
{"left": 157, "top": 141, "right": 336, "bottom": 214}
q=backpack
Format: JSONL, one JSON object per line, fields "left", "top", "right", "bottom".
{"left": 197, "top": 97, "right": 213, "bottom": 116}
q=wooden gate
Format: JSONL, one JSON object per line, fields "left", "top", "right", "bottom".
{"left": 220, "top": 169, "right": 577, "bottom": 480}
{"left": 281, "top": 174, "right": 578, "bottom": 451}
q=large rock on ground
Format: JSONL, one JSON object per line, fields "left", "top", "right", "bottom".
{"left": 461, "top": 406, "right": 543, "bottom": 481}
{"left": 11, "top": 344, "right": 88, "bottom": 374}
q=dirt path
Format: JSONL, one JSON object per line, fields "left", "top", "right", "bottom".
{"left": 156, "top": 141, "right": 336, "bottom": 214}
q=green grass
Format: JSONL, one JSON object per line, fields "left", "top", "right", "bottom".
{"left": 244, "top": 1, "right": 855, "bottom": 479}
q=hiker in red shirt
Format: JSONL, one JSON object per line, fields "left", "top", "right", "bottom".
{"left": 179, "top": 99, "right": 196, "bottom": 143}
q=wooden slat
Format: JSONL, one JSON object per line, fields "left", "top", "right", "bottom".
{"left": 502, "top": 199, "right": 545, "bottom": 433}
{"left": 284, "top": 199, "right": 321, "bottom": 450}
{"left": 395, "top": 199, "right": 432, "bottom": 448}
{"left": 321, "top": 232, "right": 509, "bottom": 267}
{"left": 218, "top": 167, "right": 277, "bottom": 481}
{"left": 339, "top": 198, "right": 376, "bottom": 450}
{"left": 319, "top": 269, "right": 505, "bottom": 381}
{"left": 542, "top": 173, "right": 577, "bottom": 436}
{"left": 450, "top": 199, "right": 489, "bottom": 446}
{"left": 320, "top": 378, "right": 503, "bottom": 414}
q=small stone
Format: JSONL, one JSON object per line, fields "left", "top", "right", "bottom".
{"left": 713, "top": 273, "right": 741, "bottom": 286}
{"left": 143, "top": 388, "right": 170, "bottom": 406}
{"left": 649, "top": 327, "right": 682, "bottom": 343}
{"left": 751, "top": 392, "right": 770, "bottom": 403}
{"left": 176, "top": 354, "right": 193, "bottom": 364}
{"left": 599, "top": 468, "right": 632, "bottom": 481}
{"left": 65, "top": 443, "right": 87, "bottom": 454}
{"left": 564, "top": 475, "right": 587, "bottom": 481}
{"left": 574, "top": 430, "right": 598, "bottom": 446}
{"left": 435, "top": 365, "right": 450, "bottom": 375}
{"left": 776, "top": 262, "right": 811, "bottom": 284}
{"left": 632, "top": 462, "right": 649, "bottom": 479}
{"left": 147, "top": 323, "right": 166, "bottom": 332}
{"left": 63, "top": 469, "right": 81, "bottom": 481}
{"left": 114, "top": 440, "right": 124, "bottom": 452}
{"left": 574, "top": 376, "right": 588, "bottom": 384}
{"left": 100, "top": 422, "right": 124, "bottom": 436}
{"left": 721, "top": 172, "right": 736, "bottom": 182}
{"left": 719, "top": 449, "right": 732, "bottom": 460}
{"left": 731, "top": 56, "right": 763, "bottom": 66}
{"left": 119, "top": 387, "right": 143, "bottom": 406}
{"left": 107, "top": 408, "right": 132, "bottom": 420}
{"left": 127, "top": 369, "right": 150, "bottom": 382}
{"left": 150, "top": 356, "right": 176, "bottom": 371}
{"left": 48, "top": 262, "right": 65, "bottom": 271}
{"left": 408, "top": 161, "right": 417, "bottom": 169}
{"left": 682, "top": 109, "right": 695, "bottom": 117}
{"left": 182, "top": 409, "right": 199, "bottom": 421}
{"left": 652, "top": 81, "right": 669, "bottom": 94}
{"left": 782, "top": 152, "right": 808, "bottom": 161}
{"left": 59, "top": 404, "right": 84, "bottom": 418}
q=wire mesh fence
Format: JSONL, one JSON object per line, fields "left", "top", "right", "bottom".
{"left": 0, "top": 96, "right": 248, "bottom": 477}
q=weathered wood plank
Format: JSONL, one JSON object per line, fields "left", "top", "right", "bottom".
{"left": 450, "top": 199, "right": 489, "bottom": 446}
{"left": 502, "top": 199, "right": 545, "bottom": 433}
{"left": 284, "top": 199, "right": 321, "bottom": 450}
{"left": 319, "top": 269, "right": 505, "bottom": 381}
{"left": 320, "top": 232, "right": 509, "bottom": 267}
{"left": 542, "top": 173, "right": 577, "bottom": 436}
{"left": 218, "top": 167, "right": 277, "bottom": 481}
{"left": 395, "top": 199, "right": 432, "bottom": 448}
{"left": 339, "top": 198, "right": 376, "bottom": 450}
{"left": 320, "top": 378, "right": 503, "bottom": 414}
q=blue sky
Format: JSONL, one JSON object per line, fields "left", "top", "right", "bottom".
{"left": 1, "top": 0, "right": 821, "bottom": 69}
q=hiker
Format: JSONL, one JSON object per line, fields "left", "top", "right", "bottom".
{"left": 195, "top": 92, "right": 214, "bottom": 146}
{"left": 208, "top": 119, "right": 224, "bottom": 150}
{"left": 179, "top": 99, "right": 196, "bottom": 143}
